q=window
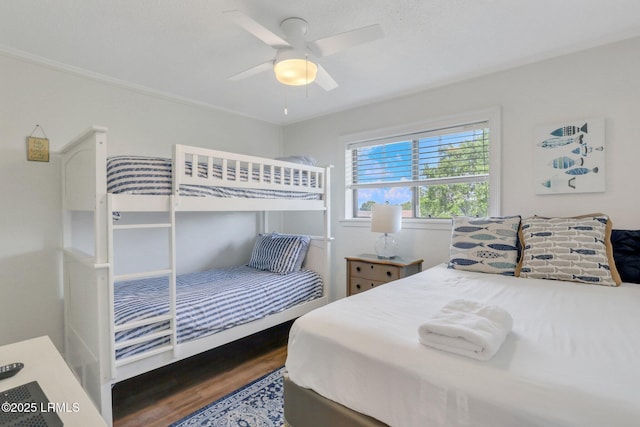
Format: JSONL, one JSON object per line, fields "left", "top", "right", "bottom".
{"left": 345, "top": 109, "right": 500, "bottom": 220}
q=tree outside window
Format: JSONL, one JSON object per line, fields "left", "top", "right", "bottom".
{"left": 347, "top": 120, "right": 492, "bottom": 220}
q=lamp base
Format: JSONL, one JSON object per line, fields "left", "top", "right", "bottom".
{"left": 375, "top": 233, "right": 398, "bottom": 259}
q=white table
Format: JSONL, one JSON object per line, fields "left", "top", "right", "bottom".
{"left": 0, "top": 336, "right": 107, "bottom": 426}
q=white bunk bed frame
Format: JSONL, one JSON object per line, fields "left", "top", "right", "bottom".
{"left": 60, "top": 126, "right": 332, "bottom": 424}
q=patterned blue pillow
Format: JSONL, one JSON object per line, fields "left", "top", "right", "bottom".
{"left": 248, "top": 233, "right": 311, "bottom": 274}
{"left": 516, "top": 214, "right": 621, "bottom": 286}
{"left": 448, "top": 216, "right": 521, "bottom": 275}
{"left": 107, "top": 156, "right": 172, "bottom": 194}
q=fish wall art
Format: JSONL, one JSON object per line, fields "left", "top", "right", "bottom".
{"left": 534, "top": 118, "right": 605, "bottom": 194}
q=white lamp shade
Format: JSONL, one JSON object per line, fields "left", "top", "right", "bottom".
{"left": 371, "top": 204, "right": 402, "bottom": 234}
{"left": 274, "top": 48, "right": 318, "bottom": 86}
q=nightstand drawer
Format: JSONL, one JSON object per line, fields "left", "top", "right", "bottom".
{"left": 349, "top": 261, "right": 400, "bottom": 282}
{"left": 346, "top": 254, "right": 423, "bottom": 296}
{"left": 349, "top": 278, "right": 387, "bottom": 295}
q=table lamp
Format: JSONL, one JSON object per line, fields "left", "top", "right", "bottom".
{"left": 371, "top": 203, "right": 402, "bottom": 259}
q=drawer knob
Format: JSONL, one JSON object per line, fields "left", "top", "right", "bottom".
{"left": 356, "top": 284, "right": 361, "bottom": 289}
{"left": 370, "top": 283, "right": 375, "bottom": 287}
{"left": 356, "top": 266, "right": 361, "bottom": 272}
{"left": 370, "top": 265, "right": 374, "bottom": 269}
{"left": 386, "top": 271, "right": 392, "bottom": 277}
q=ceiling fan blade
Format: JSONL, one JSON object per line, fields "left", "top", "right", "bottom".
{"left": 228, "top": 61, "right": 273, "bottom": 81}
{"left": 308, "top": 24, "right": 383, "bottom": 57}
{"left": 315, "top": 65, "right": 338, "bottom": 91}
{"left": 223, "top": 10, "right": 291, "bottom": 49}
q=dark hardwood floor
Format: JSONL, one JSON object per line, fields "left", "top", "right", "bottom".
{"left": 112, "top": 321, "right": 292, "bottom": 427}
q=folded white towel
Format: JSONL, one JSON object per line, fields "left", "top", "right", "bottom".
{"left": 418, "top": 299, "right": 513, "bottom": 361}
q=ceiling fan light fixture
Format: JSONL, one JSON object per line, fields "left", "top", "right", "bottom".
{"left": 274, "top": 58, "right": 318, "bottom": 86}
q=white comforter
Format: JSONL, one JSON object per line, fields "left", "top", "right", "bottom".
{"left": 286, "top": 264, "right": 640, "bottom": 427}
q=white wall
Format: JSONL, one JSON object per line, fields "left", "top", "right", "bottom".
{"left": 282, "top": 36, "right": 640, "bottom": 301}
{"left": 3, "top": 35, "right": 639, "bottom": 350}
{"left": 0, "top": 54, "right": 282, "bottom": 349}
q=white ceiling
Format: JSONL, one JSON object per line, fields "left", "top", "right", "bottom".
{"left": 2, "top": 0, "right": 640, "bottom": 125}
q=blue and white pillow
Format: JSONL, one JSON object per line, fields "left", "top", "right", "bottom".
{"left": 448, "top": 216, "right": 521, "bottom": 276}
{"left": 272, "top": 233, "right": 311, "bottom": 271}
{"left": 516, "top": 214, "right": 621, "bottom": 286}
{"left": 248, "top": 233, "right": 311, "bottom": 274}
{"left": 107, "top": 156, "right": 173, "bottom": 194}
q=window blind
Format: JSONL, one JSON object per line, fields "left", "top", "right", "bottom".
{"left": 347, "top": 121, "right": 489, "bottom": 189}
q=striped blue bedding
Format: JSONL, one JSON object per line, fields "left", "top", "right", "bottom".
{"left": 107, "top": 156, "right": 320, "bottom": 200}
{"left": 114, "top": 265, "right": 323, "bottom": 360}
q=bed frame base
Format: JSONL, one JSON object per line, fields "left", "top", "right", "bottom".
{"left": 283, "top": 375, "right": 388, "bottom": 427}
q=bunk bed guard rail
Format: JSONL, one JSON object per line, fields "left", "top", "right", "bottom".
{"left": 173, "top": 144, "right": 325, "bottom": 195}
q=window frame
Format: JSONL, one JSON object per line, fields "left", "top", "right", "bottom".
{"left": 342, "top": 107, "right": 501, "bottom": 224}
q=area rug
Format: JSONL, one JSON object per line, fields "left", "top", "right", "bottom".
{"left": 169, "top": 366, "right": 285, "bottom": 427}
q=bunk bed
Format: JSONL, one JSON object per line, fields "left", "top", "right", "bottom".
{"left": 60, "top": 126, "right": 332, "bottom": 424}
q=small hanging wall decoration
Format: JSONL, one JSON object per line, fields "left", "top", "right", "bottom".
{"left": 27, "top": 124, "right": 50, "bottom": 162}
{"left": 534, "top": 117, "right": 605, "bottom": 194}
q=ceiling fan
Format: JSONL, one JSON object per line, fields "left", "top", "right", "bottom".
{"left": 224, "top": 10, "right": 384, "bottom": 91}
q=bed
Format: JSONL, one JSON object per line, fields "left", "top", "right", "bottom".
{"left": 285, "top": 218, "right": 640, "bottom": 427}
{"left": 60, "top": 127, "right": 332, "bottom": 424}
{"left": 106, "top": 154, "right": 323, "bottom": 200}
{"left": 114, "top": 265, "right": 322, "bottom": 360}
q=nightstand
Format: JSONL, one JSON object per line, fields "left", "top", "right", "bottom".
{"left": 346, "top": 254, "right": 423, "bottom": 296}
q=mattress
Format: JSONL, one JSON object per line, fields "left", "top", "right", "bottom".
{"left": 286, "top": 264, "right": 640, "bottom": 427}
{"left": 115, "top": 265, "right": 323, "bottom": 359}
{"left": 107, "top": 156, "right": 320, "bottom": 200}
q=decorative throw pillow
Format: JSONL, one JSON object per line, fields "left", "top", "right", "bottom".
{"left": 275, "top": 155, "right": 317, "bottom": 166}
{"left": 610, "top": 229, "right": 640, "bottom": 284}
{"left": 516, "top": 214, "right": 621, "bottom": 286}
{"left": 448, "top": 215, "right": 521, "bottom": 276}
{"left": 107, "top": 156, "right": 173, "bottom": 195}
{"left": 272, "top": 233, "right": 311, "bottom": 270}
{"left": 248, "top": 233, "right": 311, "bottom": 274}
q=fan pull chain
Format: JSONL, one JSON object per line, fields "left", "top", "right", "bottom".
{"left": 305, "top": 54, "right": 309, "bottom": 98}
{"left": 284, "top": 91, "right": 288, "bottom": 115}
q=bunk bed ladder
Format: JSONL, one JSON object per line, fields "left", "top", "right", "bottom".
{"left": 323, "top": 165, "right": 333, "bottom": 295}
{"left": 107, "top": 195, "right": 178, "bottom": 377}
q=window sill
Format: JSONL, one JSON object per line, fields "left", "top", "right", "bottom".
{"left": 339, "top": 217, "right": 452, "bottom": 231}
